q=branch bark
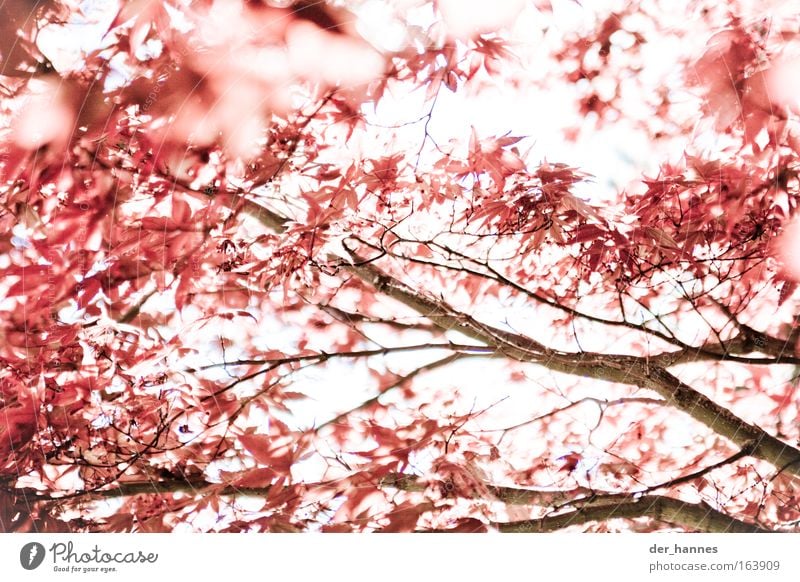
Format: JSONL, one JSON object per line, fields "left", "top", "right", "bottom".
{"left": 350, "top": 260, "right": 800, "bottom": 476}
{"left": 6, "top": 471, "right": 772, "bottom": 532}
{"left": 382, "top": 474, "right": 769, "bottom": 532}
{"left": 378, "top": 472, "right": 597, "bottom": 507}
{"left": 241, "top": 203, "right": 800, "bottom": 478}
{"left": 493, "top": 495, "right": 769, "bottom": 533}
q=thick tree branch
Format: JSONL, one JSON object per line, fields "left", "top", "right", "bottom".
{"left": 382, "top": 474, "right": 770, "bottom": 532}
{"left": 6, "top": 469, "right": 774, "bottom": 533}
{"left": 493, "top": 495, "right": 769, "bottom": 533}
{"left": 242, "top": 203, "right": 800, "bottom": 478}
{"left": 350, "top": 262, "right": 800, "bottom": 476}
{"left": 5, "top": 479, "right": 276, "bottom": 501}
{"left": 379, "top": 472, "right": 597, "bottom": 507}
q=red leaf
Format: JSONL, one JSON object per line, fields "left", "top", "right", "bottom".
{"left": 238, "top": 433, "right": 274, "bottom": 465}
{"left": 172, "top": 197, "right": 193, "bottom": 224}
{"left": 233, "top": 467, "right": 278, "bottom": 488}
{"left": 378, "top": 502, "right": 432, "bottom": 533}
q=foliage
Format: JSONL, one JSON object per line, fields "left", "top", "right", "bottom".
{"left": 2, "top": 0, "right": 800, "bottom": 533}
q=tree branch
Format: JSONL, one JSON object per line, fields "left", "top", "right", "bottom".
{"left": 185, "top": 342, "right": 494, "bottom": 373}
{"left": 241, "top": 203, "right": 800, "bottom": 477}
{"left": 359, "top": 236, "right": 800, "bottom": 366}
{"left": 314, "top": 352, "right": 471, "bottom": 433}
{"left": 493, "top": 495, "right": 769, "bottom": 533}
{"left": 379, "top": 472, "right": 597, "bottom": 507}
{"left": 351, "top": 263, "right": 800, "bottom": 476}
{"left": 382, "top": 474, "right": 770, "bottom": 532}
{"left": 319, "top": 304, "right": 440, "bottom": 334}
{"left": 6, "top": 478, "right": 273, "bottom": 501}
{"left": 6, "top": 470, "right": 773, "bottom": 532}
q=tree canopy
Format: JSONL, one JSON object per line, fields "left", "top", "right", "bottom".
{"left": 2, "top": 0, "right": 800, "bottom": 533}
